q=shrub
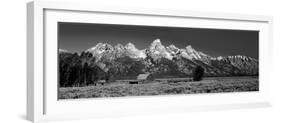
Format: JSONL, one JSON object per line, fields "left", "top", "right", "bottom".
{"left": 193, "top": 66, "right": 204, "bottom": 81}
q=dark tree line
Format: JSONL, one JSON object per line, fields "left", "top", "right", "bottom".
{"left": 59, "top": 52, "right": 146, "bottom": 87}
{"left": 59, "top": 52, "right": 108, "bottom": 87}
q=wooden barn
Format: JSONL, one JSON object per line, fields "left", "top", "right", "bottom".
{"left": 128, "top": 73, "right": 154, "bottom": 84}
{"left": 137, "top": 74, "right": 152, "bottom": 80}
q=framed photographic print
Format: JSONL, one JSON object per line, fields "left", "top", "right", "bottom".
{"left": 27, "top": 0, "right": 273, "bottom": 122}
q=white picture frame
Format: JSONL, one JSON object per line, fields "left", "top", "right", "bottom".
{"left": 27, "top": 0, "right": 273, "bottom": 122}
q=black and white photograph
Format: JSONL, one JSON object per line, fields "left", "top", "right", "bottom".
{"left": 58, "top": 22, "right": 259, "bottom": 99}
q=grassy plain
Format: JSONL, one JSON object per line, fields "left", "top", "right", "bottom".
{"left": 58, "top": 77, "right": 258, "bottom": 99}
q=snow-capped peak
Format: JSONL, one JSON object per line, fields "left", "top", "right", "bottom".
{"left": 59, "top": 49, "right": 68, "bottom": 53}
{"left": 179, "top": 45, "right": 213, "bottom": 63}
{"left": 181, "top": 45, "right": 201, "bottom": 60}
{"left": 124, "top": 42, "right": 146, "bottom": 59}
{"left": 86, "top": 43, "right": 114, "bottom": 55}
{"left": 148, "top": 39, "right": 173, "bottom": 60}
{"left": 166, "top": 44, "right": 180, "bottom": 55}
{"left": 87, "top": 43, "right": 101, "bottom": 51}
{"left": 125, "top": 42, "right": 136, "bottom": 50}
{"left": 153, "top": 38, "right": 161, "bottom": 43}
{"left": 125, "top": 42, "right": 140, "bottom": 53}
{"left": 185, "top": 45, "right": 196, "bottom": 52}
{"left": 150, "top": 39, "right": 164, "bottom": 50}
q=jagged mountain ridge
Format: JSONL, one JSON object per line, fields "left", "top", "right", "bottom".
{"left": 59, "top": 38, "right": 258, "bottom": 77}
{"left": 84, "top": 39, "right": 216, "bottom": 61}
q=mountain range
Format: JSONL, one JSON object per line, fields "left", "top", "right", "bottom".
{"left": 59, "top": 39, "right": 258, "bottom": 78}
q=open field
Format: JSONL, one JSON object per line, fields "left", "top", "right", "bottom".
{"left": 58, "top": 77, "right": 258, "bottom": 99}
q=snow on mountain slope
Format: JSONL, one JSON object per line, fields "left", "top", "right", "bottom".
{"left": 86, "top": 43, "right": 115, "bottom": 61}
{"left": 211, "top": 55, "right": 258, "bottom": 75}
{"left": 166, "top": 44, "right": 180, "bottom": 56}
{"left": 58, "top": 49, "right": 69, "bottom": 53}
{"left": 178, "top": 45, "right": 213, "bottom": 64}
{"left": 86, "top": 43, "right": 114, "bottom": 55}
{"left": 148, "top": 39, "right": 173, "bottom": 60}
{"left": 124, "top": 42, "right": 146, "bottom": 59}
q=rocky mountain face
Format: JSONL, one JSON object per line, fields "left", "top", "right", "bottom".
{"left": 59, "top": 39, "right": 258, "bottom": 79}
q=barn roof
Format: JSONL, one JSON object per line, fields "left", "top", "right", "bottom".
{"left": 137, "top": 74, "right": 150, "bottom": 80}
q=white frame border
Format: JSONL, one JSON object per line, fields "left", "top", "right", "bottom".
{"left": 27, "top": 0, "right": 273, "bottom": 122}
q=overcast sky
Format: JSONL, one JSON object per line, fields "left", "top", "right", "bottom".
{"left": 58, "top": 22, "right": 259, "bottom": 59}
